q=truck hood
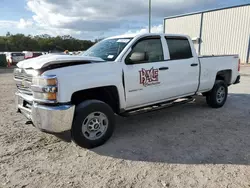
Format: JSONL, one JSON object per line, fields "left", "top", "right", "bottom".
{"left": 17, "top": 54, "right": 105, "bottom": 69}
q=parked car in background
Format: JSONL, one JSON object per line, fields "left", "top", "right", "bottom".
{"left": 23, "top": 51, "right": 43, "bottom": 59}
{"left": 6, "top": 52, "right": 25, "bottom": 66}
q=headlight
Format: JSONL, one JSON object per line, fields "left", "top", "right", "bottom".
{"left": 32, "top": 76, "right": 57, "bottom": 86}
{"left": 31, "top": 75, "right": 58, "bottom": 103}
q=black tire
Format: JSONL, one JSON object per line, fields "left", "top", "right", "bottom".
{"left": 206, "top": 80, "right": 228, "bottom": 108}
{"left": 71, "top": 100, "right": 115, "bottom": 149}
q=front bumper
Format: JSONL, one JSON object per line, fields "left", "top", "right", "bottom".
{"left": 15, "top": 92, "right": 75, "bottom": 133}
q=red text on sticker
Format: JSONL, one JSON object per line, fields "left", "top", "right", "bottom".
{"left": 139, "top": 67, "right": 159, "bottom": 86}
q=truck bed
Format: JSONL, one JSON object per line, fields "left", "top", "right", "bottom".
{"left": 198, "top": 55, "right": 239, "bottom": 92}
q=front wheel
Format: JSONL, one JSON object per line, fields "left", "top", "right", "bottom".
{"left": 71, "top": 100, "right": 115, "bottom": 149}
{"left": 206, "top": 80, "right": 228, "bottom": 108}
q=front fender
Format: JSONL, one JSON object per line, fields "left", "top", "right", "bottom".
{"left": 42, "top": 62, "right": 126, "bottom": 109}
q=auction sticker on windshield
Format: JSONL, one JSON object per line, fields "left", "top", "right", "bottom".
{"left": 107, "top": 55, "right": 114, "bottom": 59}
{"left": 117, "top": 39, "right": 130, "bottom": 43}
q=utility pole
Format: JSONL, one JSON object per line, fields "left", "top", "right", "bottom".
{"left": 149, "top": 0, "right": 151, "bottom": 33}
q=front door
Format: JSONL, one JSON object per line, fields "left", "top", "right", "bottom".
{"left": 122, "top": 37, "right": 168, "bottom": 109}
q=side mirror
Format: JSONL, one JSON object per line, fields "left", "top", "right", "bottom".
{"left": 128, "top": 52, "right": 148, "bottom": 64}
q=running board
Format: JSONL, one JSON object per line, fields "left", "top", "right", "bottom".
{"left": 120, "top": 97, "right": 195, "bottom": 117}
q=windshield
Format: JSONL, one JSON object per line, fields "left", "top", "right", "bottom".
{"left": 81, "top": 38, "right": 133, "bottom": 61}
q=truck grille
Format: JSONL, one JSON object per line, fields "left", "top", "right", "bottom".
{"left": 14, "top": 68, "right": 33, "bottom": 96}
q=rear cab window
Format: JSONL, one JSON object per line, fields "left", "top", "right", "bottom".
{"left": 165, "top": 37, "right": 193, "bottom": 60}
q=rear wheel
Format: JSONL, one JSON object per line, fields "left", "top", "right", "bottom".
{"left": 71, "top": 100, "right": 115, "bottom": 149}
{"left": 206, "top": 80, "right": 228, "bottom": 108}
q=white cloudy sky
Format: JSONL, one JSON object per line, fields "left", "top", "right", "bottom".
{"left": 0, "top": 0, "right": 248, "bottom": 40}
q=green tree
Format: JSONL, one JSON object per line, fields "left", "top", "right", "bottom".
{"left": 0, "top": 33, "right": 95, "bottom": 52}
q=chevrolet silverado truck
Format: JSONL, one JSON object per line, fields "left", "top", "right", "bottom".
{"left": 14, "top": 33, "right": 241, "bottom": 148}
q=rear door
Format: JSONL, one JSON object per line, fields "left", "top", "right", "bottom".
{"left": 163, "top": 37, "right": 199, "bottom": 97}
{"left": 123, "top": 36, "right": 169, "bottom": 109}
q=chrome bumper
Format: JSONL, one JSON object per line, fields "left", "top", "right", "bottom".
{"left": 15, "top": 92, "right": 75, "bottom": 133}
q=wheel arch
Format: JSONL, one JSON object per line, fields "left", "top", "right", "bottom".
{"left": 202, "top": 70, "right": 231, "bottom": 96}
{"left": 215, "top": 69, "right": 232, "bottom": 85}
{"left": 71, "top": 86, "right": 120, "bottom": 114}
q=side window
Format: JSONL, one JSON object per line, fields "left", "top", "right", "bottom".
{"left": 165, "top": 38, "right": 193, "bottom": 60}
{"left": 126, "top": 38, "right": 164, "bottom": 64}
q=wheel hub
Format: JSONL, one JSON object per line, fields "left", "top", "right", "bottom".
{"left": 82, "top": 112, "right": 109, "bottom": 140}
{"left": 88, "top": 118, "right": 101, "bottom": 131}
{"left": 216, "top": 86, "right": 226, "bottom": 103}
{"left": 94, "top": 123, "right": 100, "bottom": 129}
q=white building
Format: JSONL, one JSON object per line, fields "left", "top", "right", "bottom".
{"left": 163, "top": 4, "right": 250, "bottom": 63}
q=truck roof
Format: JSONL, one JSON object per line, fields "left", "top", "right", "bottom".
{"left": 107, "top": 33, "right": 189, "bottom": 40}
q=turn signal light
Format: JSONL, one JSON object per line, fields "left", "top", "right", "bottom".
{"left": 33, "top": 92, "right": 57, "bottom": 101}
{"left": 47, "top": 93, "right": 57, "bottom": 100}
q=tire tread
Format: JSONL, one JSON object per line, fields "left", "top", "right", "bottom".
{"left": 71, "top": 100, "right": 115, "bottom": 149}
{"left": 206, "top": 80, "right": 228, "bottom": 108}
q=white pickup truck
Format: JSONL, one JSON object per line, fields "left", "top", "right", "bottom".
{"left": 14, "top": 33, "right": 241, "bottom": 148}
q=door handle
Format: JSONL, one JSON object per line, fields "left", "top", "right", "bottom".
{"left": 191, "top": 63, "right": 198, "bottom": 67}
{"left": 159, "top": 67, "right": 169, "bottom": 71}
